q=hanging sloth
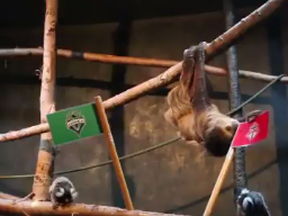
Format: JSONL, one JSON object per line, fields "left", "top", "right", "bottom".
{"left": 164, "top": 42, "right": 240, "bottom": 157}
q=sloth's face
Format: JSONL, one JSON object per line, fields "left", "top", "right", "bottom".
{"left": 204, "top": 117, "right": 239, "bottom": 157}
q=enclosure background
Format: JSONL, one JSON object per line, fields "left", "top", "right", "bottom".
{"left": 0, "top": 6, "right": 287, "bottom": 216}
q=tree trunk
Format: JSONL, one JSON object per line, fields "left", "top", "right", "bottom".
{"left": 32, "top": 0, "right": 58, "bottom": 201}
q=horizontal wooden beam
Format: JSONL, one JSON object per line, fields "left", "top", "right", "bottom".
{"left": 0, "top": 192, "right": 19, "bottom": 200}
{"left": 0, "top": 48, "right": 287, "bottom": 84}
{"left": 238, "top": 69, "right": 288, "bottom": 83}
{"left": 0, "top": 47, "right": 224, "bottom": 75}
{"left": 0, "top": 47, "right": 179, "bottom": 68}
{"left": 0, "top": 198, "right": 190, "bottom": 216}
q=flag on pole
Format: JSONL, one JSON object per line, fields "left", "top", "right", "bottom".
{"left": 232, "top": 111, "right": 269, "bottom": 148}
{"left": 47, "top": 103, "right": 103, "bottom": 146}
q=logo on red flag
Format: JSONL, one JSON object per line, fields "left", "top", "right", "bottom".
{"left": 246, "top": 122, "right": 259, "bottom": 141}
{"left": 232, "top": 111, "right": 269, "bottom": 148}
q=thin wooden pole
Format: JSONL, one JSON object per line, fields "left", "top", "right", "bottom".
{"left": 0, "top": 47, "right": 227, "bottom": 74}
{"left": 2, "top": 48, "right": 288, "bottom": 83}
{"left": 32, "top": 0, "right": 58, "bottom": 201}
{"left": 94, "top": 96, "right": 134, "bottom": 210}
{"left": 203, "top": 147, "right": 235, "bottom": 216}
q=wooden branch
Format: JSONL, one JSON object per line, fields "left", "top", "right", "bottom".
{"left": 0, "top": 192, "right": 20, "bottom": 200}
{"left": 0, "top": 0, "right": 284, "bottom": 143}
{"left": 0, "top": 199, "right": 190, "bottom": 216}
{"left": 0, "top": 48, "right": 286, "bottom": 83}
{"left": 103, "top": 62, "right": 182, "bottom": 108}
{"left": 95, "top": 96, "right": 134, "bottom": 210}
{"left": 0, "top": 47, "right": 178, "bottom": 68}
{"left": 0, "top": 61, "right": 182, "bottom": 142}
{"left": 206, "top": 0, "right": 285, "bottom": 56}
{"left": 32, "top": 0, "right": 58, "bottom": 201}
{"left": 238, "top": 70, "right": 288, "bottom": 83}
{"left": 0, "top": 47, "right": 225, "bottom": 75}
{"left": 203, "top": 147, "right": 235, "bottom": 216}
{"left": 211, "top": 69, "right": 288, "bottom": 83}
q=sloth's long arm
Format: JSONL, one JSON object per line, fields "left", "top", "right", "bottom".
{"left": 181, "top": 42, "right": 211, "bottom": 112}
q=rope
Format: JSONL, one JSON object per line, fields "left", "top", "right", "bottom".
{"left": 226, "top": 74, "right": 285, "bottom": 116}
{"left": 0, "top": 137, "right": 181, "bottom": 179}
{"left": 0, "top": 74, "right": 285, "bottom": 180}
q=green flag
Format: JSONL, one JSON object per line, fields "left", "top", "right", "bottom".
{"left": 47, "top": 103, "right": 103, "bottom": 146}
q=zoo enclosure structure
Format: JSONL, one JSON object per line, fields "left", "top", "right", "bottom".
{"left": 0, "top": 0, "right": 287, "bottom": 216}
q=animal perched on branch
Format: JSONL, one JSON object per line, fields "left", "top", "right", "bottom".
{"left": 49, "top": 176, "right": 78, "bottom": 209}
{"left": 164, "top": 42, "right": 240, "bottom": 157}
{"left": 237, "top": 188, "right": 271, "bottom": 216}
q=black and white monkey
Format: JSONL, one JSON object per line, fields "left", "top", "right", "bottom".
{"left": 49, "top": 176, "right": 78, "bottom": 208}
{"left": 237, "top": 188, "right": 271, "bottom": 216}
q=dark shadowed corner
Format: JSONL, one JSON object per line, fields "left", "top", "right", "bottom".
{"left": 266, "top": 9, "right": 288, "bottom": 216}
{"left": 108, "top": 1, "right": 136, "bottom": 209}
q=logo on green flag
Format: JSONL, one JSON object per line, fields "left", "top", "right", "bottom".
{"left": 47, "top": 103, "right": 103, "bottom": 146}
{"left": 66, "top": 110, "right": 86, "bottom": 137}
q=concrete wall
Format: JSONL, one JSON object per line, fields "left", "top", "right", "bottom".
{"left": 0, "top": 7, "right": 287, "bottom": 216}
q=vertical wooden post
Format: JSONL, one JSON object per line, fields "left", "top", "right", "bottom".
{"left": 32, "top": 0, "right": 58, "bottom": 201}
{"left": 203, "top": 147, "right": 235, "bottom": 216}
{"left": 94, "top": 96, "right": 134, "bottom": 210}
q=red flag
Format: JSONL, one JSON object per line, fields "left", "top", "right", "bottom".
{"left": 232, "top": 111, "right": 269, "bottom": 148}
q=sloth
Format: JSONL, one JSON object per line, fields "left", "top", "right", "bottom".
{"left": 164, "top": 42, "right": 241, "bottom": 157}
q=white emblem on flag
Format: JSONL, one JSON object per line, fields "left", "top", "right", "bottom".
{"left": 246, "top": 122, "right": 259, "bottom": 141}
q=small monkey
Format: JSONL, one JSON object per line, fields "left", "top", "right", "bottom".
{"left": 35, "top": 65, "right": 43, "bottom": 80}
{"left": 237, "top": 188, "right": 271, "bottom": 216}
{"left": 49, "top": 176, "right": 78, "bottom": 209}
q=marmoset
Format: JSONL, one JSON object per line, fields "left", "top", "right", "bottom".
{"left": 49, "top": 176, "right": 78, "bottom": 209}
